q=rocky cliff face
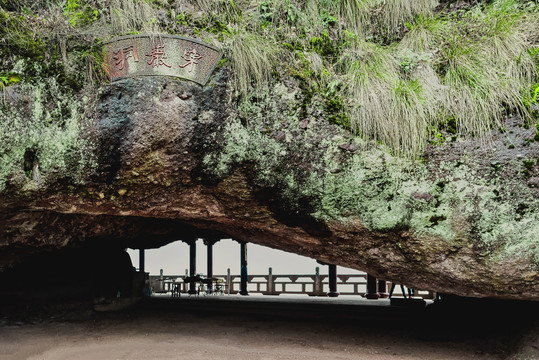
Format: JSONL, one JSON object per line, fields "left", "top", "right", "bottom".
{"left": 1, "top": 70, "right": 538, "bottom": 300}
{"left": 1, "top": 0, "right": 539, "bottom": 301}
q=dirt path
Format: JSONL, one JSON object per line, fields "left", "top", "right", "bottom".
{"left": 0, "top": 297, "right": 537, "bottom": 360}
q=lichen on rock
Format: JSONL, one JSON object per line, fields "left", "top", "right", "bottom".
{"left": 0, "top": 78, "right": 97, "bottom": 192}
{"left": 201, "top": 77, "right": 539, "bottom": 297}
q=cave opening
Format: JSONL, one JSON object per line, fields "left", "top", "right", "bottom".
{"left": 0, "top": 210, "right": 419, "bottom": 314}
{"left": 0, "top": 212, "right": 369, "bottom": 314}
{"left": 126, "top": 239, "right": 366, "bottom": 297}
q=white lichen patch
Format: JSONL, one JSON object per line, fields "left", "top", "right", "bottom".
{"left": 0, "top": 78, "right": 97, "bottom": 191}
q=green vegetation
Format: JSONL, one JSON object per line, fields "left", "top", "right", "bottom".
{"left": 192, "top": 0, "right": 539, "bottom": 156}
{"left": 224, "top": 31, "right": 278, "bottom": 97}
{"left": 436, "top": 2, "right": 536, "bottom": 136}
{"left": 2, "top": 0, "right": 538, "bottom": 155}
{"left": 64, "top": 0, "right": 99, "bottom": 27}
{"left": 0, "top": 72, "right": 21, "bottom": 89}
{"left": 0, "top": 1, "right": 108, "bottom": 191}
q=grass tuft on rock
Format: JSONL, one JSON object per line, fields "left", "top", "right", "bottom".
{"left": 225, "top": 28, "right": 279, "bottom": 97}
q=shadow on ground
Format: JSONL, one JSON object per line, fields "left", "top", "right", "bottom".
{"left": 1, "top": 295, "right": 537, "bottom": 360}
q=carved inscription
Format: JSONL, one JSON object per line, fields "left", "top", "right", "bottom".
{"left": 146, "top": 43, "right": 171, "bottom": 68}
{"left": 113, "top": 45, "right": 139, "bottom": 70}
{"left": 179, "top": 48, "right": 203, "bottom": 72}
{"left": 103, "top": 35, "right": 221, "bottom": 85}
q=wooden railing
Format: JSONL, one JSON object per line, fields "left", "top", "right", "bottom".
{"left": 149, "top": 268, "right": 435, "bottom": 299}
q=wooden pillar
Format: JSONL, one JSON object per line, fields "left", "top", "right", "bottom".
{"left": 239, "top": 241, "right": 249, "bottom": 296}
{"left": 327, "top": 264, "right": 339, "bottom": 297}
{"left": 139, "top": 249, "right": 145, "bottom": 273}
{"left": 204, "top": 239, "right": 217, "bottom": 295}
{"left": 314, "top": 266, "right": 323, "bottom": 296}
{"left": 267, "top": 267, "right": 275, "bottom": 295}
{"left": 365, "top": 274, "right": 380, "bottom": 299}
{"left": 204, "top": 239, "right": 215, "bottom": 278}
{"left": 188, "top": 240, "right": 197, "bottom": 295}
{"left": 227, "top": 268, "right": 232, "bottom": 295}
{"left": 378, "top": 279, "right": 389, "bottom": 298}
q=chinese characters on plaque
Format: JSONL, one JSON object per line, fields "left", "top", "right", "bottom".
{"left": 179, "top": 48, "right": 203, "bottom": 72}
{"left": 103, "top": 35, "right": 221, "bottom": 85}
{"left": 113, "top": 45, "right": 139, "bottom": 70}
{"left": 146, "top": 43, "right": 171, "bottom": 68}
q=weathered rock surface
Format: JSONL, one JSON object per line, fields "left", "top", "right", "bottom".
{"left": 1, "top": 72, "right": 538, "bottom": 301}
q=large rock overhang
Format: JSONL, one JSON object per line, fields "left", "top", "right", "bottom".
{"left": 1, "top": 70, "right": 538, "bottom": 301}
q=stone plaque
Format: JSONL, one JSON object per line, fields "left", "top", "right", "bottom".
{"left": 103, "top": 35, "right": 221, "bottom": 86}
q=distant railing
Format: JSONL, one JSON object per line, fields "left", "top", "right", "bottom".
{"left": 149, "top": 268, "right": 435, "bottom": 299}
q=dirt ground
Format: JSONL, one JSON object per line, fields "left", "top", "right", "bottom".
{"left": 0, "top": 296, "right": 537, "bottom": 360}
